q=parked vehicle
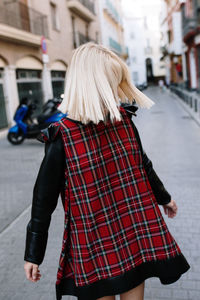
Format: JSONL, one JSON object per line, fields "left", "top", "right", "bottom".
{"left": 136, "top": 82, "right": 148, "bottom": 91}
{"left": 7, "top": 96, "right": 66, "bottom": 145}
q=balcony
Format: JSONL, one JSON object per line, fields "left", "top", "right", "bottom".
{"left": 121, "top": 46, "right": 129, "bottom": 60}
{"left": 104, "top": 0, "right": 123, "bottom": 26}
{"left": 109, "top": 37, "right": 122, "bottom": 54}
{"left": 78, "top": 0, "right": 95, "bottom": 14}
{"left": 182, "top": 17, "right": 197, "bottom": 41}
{"left": 73, "top": 31, "right": 96, "bottom": 48}
{"left": 0, "top": 1, "right": 48, "bottom": 47}
{"left": 67, "top": 0, "right": 95, "bottom": 22}
{"left": 181, "top": 2, "right": 200, "bottom": 41}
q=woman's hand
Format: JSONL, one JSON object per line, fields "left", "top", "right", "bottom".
{"left": 24, "top": 261, "right": 41, "bottom": 282}
{"left": 163, "top": 199, "right": 178, "bottom": 218}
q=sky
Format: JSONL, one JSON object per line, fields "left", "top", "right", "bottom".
{"left": 121, "top": 0, "right": 162, "bottom": 30}
{"left": 121, "top": 0, "right": 162, "bottom": 14}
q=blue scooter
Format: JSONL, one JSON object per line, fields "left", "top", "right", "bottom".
{"left": 7, "top": 96, "right": 66, "bottom": 145}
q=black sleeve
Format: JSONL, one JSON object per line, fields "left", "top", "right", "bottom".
{"left": 131, "top": 121, "right": 171, "bottom": 205}
{"left": 24, "top": 133, "right": 65, "bottom": 265}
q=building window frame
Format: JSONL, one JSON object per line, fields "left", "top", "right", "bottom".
{"left": 50, "top": 2, "right": 60, "bottom": 31}
{"left": 0, "top": 69, "right": 4, "bottom": 80}
{"left": 16, "top": 69, "right": 42, "bottom": 82}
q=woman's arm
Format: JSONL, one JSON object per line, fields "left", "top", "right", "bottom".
{"left": 24, "top": 132, "right": 65, "bottom": 265}
{"left": 122, "top": 103, "right": 171, "bottom": 205}
{"left": 131, "top": 122, "right": 171, "bottom": 205}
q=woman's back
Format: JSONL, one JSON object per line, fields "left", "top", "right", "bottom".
{"left": 54, "top": 106, "right": 183, "bottom": 291}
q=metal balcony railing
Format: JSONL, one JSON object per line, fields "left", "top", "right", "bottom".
{"left": 182, "top": 17, "right": 197, "bottom": 39}
{"left": 181, "top": 1, "right": 200, "bottom": 39}
{"left": 109, "top": 37, "right": 122, "bottom": 54}
{"left": 73, "top": 31, "right": 96, "bottom": 48}
{"left": 77, "top": 0, "right": 95, "bottom": 15}
{"left": 0, "top": 0, "right": 48, "bottom": 37}
{"left": 170, "top": 85, "right": 200, "bottom": 122}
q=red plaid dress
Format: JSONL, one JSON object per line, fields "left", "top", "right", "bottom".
{"left": 41, "top": 105, "right": 190, "bottom": 300}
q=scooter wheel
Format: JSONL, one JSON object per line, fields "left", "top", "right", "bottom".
{"left": 7, "top": 130, "right": 25, "bottom": 145}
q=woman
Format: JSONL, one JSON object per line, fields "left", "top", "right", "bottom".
{"left": 24, "top": 42, "right": 190, "bottom": 300}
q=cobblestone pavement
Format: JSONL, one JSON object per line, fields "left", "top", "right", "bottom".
{"left": 0, "top": 86, "right": 199, "bottom": 300}
{"left": 0, "top": 138, "right": 44, "bottom": 233}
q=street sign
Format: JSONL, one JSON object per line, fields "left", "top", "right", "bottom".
{"left": 41, "top": 36, "right": 47, "bottom": 54}
{"left": 42, "top": 54, "right": 49, "bottom": 63}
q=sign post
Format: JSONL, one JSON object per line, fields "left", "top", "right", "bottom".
{"left": 41, "top": 36, "right": 49, "bottom": 63}
{"left": 41, "top": 36, "right": 52, "bottom": 101}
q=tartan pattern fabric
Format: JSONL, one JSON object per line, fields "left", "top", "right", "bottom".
{"left": 50, "top": 106, "right": 182, "bottom": 287}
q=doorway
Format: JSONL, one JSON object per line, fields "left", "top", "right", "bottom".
{"left": 0, "top": 69, "right": 8, "bottom": 129}
{"left": 51, "top": 70, "right": 66, "bottom": 98}
{"left": 145, "top": 58, "right": 154, "bottom": 84}
{"left": 16, "top": 69, "right": 43, "bottom": 117}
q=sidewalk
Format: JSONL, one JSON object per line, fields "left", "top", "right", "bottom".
{"left": 169, "top": 85, "right": 200, "bottom": 127}
{"left": 0, "top": 128, "right": 8, "bottom": 139}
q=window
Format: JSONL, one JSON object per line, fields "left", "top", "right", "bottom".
{"left": 167, "top": 30, "right": 172, "bottom": 43}
{"left": 144, "top": 17, "right": 148, "bottom": 29}
{"left": 51, "top": 71, "right": 66, "bottom": 79}
{"left": 185, "top": 0, "right": 193, "bottom": 18}
{"left": 16, "top": 69, "right": 41, "bottom": 80}
{"left": 0, "top": 69, "right": 3, "bottom": 79}
{"left": 86, "top": 23, "right": 89, "bottom": 39}
{"left": 51, "top": 71, "right": 66, "bottom": 98}
{"left": 95, "top": 31, "right": 99, "bottom": 43}
{"left": 144, "top": 47, "right": 152, "bottom": 55}
{"left": 50, "top": 2, "right": 59, "bottom": 30}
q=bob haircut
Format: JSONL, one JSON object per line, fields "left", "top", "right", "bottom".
{"left": 58, "top": 42, "right": 155, "bottom": 125}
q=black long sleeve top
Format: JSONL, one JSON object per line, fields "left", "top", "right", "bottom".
{"left": 24, "top": 104, "right": 171, "bottom": 266}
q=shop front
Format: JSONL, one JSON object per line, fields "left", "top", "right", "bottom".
{"left": 50, "top": 60, "right": 67, "bottom": 99}
{"left": 16, "top": 56, "right": 44, "bottom": 117}
{"left": 51, "top": 70, "right": 66, "bottom": 98}
{"left": 16, "top": 69, "right": 43, "bottom": 117}
{"left": 0, "top": 68, "right": 8, "bottom": 129}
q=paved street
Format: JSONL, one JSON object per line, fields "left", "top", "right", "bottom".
{"left": 0, "top": 86, "right": 199, "bottom": 300}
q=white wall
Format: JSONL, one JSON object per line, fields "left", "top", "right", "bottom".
{"left": 98, "top": 0, "right": 123, "bottom": 52}
{"left": 122, "top": 0, "right": 165, "bottom": 84}
{"left": 171, "top": 11, "right": 182, "bottom": 55}
{"left": 123, "top": 18, "right": 146, "bottom": 85}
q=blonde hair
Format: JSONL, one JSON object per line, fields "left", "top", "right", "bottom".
{"left": 58, "top": 42, "right": 155, "bottom": 124}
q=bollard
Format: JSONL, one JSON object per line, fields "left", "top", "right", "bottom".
{"left": 190, "top": 97, "right": 193, "bottom": 108}
{"left": 195, "top": 99, "right": 198, "bottom": 112}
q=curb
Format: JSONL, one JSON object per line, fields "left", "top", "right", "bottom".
{"left": 170, "top": 90, "right": 200, "bottom": 127}
{"left": 0, "top": 128, "right": 8, "bottom": 139}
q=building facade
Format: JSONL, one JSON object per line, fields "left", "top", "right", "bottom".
{"left": 122, "top": 0, "right": 165, "bottom": 87}
{"left": 161, "top": 0, "right": 200, "bottom": 91}
{"left": 98, "top": 0, "right": 127, "bottom": 60}
{"left": 0, "top": 0, "right": 100, "bottom": 129}
{"left": 181, "top": 0, "right": 200, "bottom": 91}
{"left": 123, "top": 17, "right": 147, "bottom": 86}
{"left": 160, "top": 0, "right": 184, "bottom": 85}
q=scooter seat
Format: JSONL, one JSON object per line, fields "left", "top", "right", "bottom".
{"left": 37, "top": 109, "right": 61, "bottom": 124}
{"left": 27, "top": 124, "right": 39, "bottom": 132}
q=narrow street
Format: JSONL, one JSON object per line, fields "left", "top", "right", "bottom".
{"left": 0, "top": 86, "right": 199, "bottom": 300}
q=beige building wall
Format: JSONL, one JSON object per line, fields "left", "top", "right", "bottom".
{"left": 0, "top": 0, "right": 100, "bottom": 128}
{"left": 98, "top": 0, "right": 127, "bottom": 59}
